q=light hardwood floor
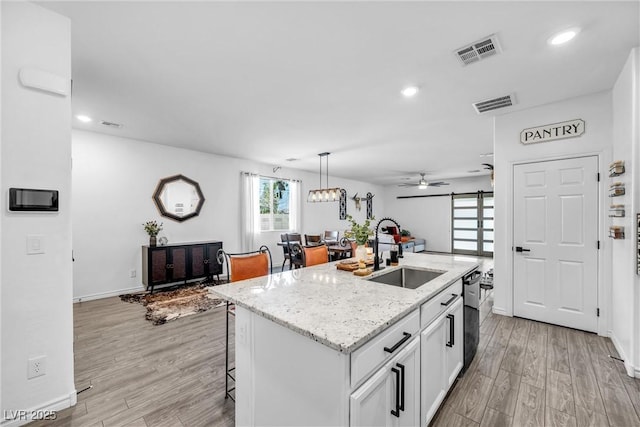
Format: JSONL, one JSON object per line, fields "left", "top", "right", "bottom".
{"left": 432, "top": 295, "right": 640, "bottom": 427}
{"left": 31, "top": 273, "right": 639, "bottom": 426}
{"left": 30, "top": 296, "right": 235, "bottom": 427}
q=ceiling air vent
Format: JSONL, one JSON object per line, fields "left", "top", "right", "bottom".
{"left": 100, "top": 120, "right": 123, "bottom": 128}
{"left": 473, "top": 94, "right": 516, "bottom": 114}
{"left": 455, "top": 34, "right": 501, "bottom": 66}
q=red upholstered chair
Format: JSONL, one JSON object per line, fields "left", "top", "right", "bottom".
{"left": 383, "top": 226, "right": 402, "bottom": 244}
{"left": 218, "top": 246, "right": 272, "bottom": 401}
{"left": 302, "top": 245, "right": 329, "bottom": 267}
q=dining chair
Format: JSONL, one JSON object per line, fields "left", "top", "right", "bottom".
{"left": 302, "top": 244, "right": 329, "bottom": 267}
{"left": 283, "top": 233, "right": 303, "bottom": 270}
{"left": 333, "top": 237, "right": 357, "bottom": 260}
{"left": 217, "top": 246, "right": 272, "bottom": 401}
{"left": 280, "top": 233, "right": 302, "bottom": 271}
{"left": 324, "top": 230, "right": 339, "bottom": 244}
{"left": 304, "top": 234, "right": 323, "bottom": 246}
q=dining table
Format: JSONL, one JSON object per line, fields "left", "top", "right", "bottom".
{"left": 276, "top": 241, "right": 353, "bottom": 261}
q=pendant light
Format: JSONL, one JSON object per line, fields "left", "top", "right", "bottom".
{"left": 307, "top": 152, "right": 342, "bottom": 202}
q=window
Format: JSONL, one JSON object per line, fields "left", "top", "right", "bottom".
{"left": 259, "top": 178, "right": 291, "bottom": 231}
{"left": 451, "top": 192, "right": 494, "bottom": 256}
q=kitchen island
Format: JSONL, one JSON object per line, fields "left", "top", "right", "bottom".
{"left": 211, "top": 252, "right": 478, "bottom": 426}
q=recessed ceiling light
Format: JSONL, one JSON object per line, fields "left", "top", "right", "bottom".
{"left": 548, "top": 28, "right": 580, "bottom": 46}
{"left": 76, "top": 115, "right": 92, "bottom": 123}
{"left": 401, "top": 86, "right": 419, "bottom": 98}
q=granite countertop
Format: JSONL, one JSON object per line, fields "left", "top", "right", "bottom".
{"left": 210, "top": 252, "right": 478, "bottom": 354}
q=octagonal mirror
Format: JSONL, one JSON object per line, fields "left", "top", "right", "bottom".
{"left": 153, "top": 174, "right": 205, "bottom": 222}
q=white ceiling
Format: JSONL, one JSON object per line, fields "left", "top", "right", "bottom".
{"left": 40, "top": 1, "right": 640, "bottom": 185}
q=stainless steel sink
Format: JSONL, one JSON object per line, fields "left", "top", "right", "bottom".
{"left": 367, "top": 267, "right": 444, "bottom": 289}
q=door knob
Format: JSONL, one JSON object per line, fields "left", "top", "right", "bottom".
{"left": 515, "top": 246, "right": 531, "bottom": 253}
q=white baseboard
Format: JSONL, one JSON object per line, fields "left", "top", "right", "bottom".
{"left": 73, "top": 286, "right": 144, "bottom": 303}
{"left": 492, "top": 306, "right": 510, "bottom": 316}
{"left": 1, "top": 390, "right": 76, "bottom": 427}
{"left": 609, "top": 332, "right": 637, "bottom": 378}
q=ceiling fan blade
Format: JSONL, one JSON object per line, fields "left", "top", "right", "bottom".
{"left": 429, "top": 182, "right": 449, "bottom": 186}
{"left": 397, "top": 183, "right": 419, "bottom": 187}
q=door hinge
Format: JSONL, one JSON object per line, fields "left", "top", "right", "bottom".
{"left": 597, "top": 240, "right": 600, "bottom": 250}
{"left": 597, "top": 308, "right": 600, "bottom": 317}
{"left": 597, "top": 172, "right": 600, "bottom": 182}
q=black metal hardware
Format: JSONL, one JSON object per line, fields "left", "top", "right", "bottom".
{"left": 440, "top": 294, "right": 458, "bottom": 306}
{"left": 384, "top": 332, "right": 412, "bottom": 353}
{"left": 446, "top": 314, "right": 455, "bottom": 347}
{"left": 397, "top": 363, "right": 405, "bottom": 412}
{"left": 374, "top": 217, "right": 403, "bottom": 271}
{"left": 391, "top": 367, "right": 400, "bottom": 417}
{"left": 515, "top": 246, "right": 531, "bottom": 253}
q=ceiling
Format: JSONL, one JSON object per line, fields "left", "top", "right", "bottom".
{"left": 39, "top": 1, "right": 640, "bottom": 185}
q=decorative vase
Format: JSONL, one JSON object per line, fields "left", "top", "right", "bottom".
{"left": 355, "top": 244, "right": 368, "bottom": 261}
{"left": 150, "top": 236, "right": 157, "bottom": 247}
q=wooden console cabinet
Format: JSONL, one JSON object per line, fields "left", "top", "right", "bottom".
{"left": 142, "top": 241, "right": 223, "bottom": 292}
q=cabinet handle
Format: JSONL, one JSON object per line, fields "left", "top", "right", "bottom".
{"left": 396, "top": 363, "right": 405, "bottom": 412}
{"left": 441, "top": 294, "right": 457, "bottom": 306}
{"left": 391, "top": 366, "right": 400, "bottom": 417}
{"left": 446, "top": 314, "right": 455, "bottom": 347}
{"left": 384, "top": 332, "right": 411, "bottom": 354}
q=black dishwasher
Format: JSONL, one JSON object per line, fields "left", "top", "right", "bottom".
{"left": 462, "top": 269, "right": 481, "bottom": 373}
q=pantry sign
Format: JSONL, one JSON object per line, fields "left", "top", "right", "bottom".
{"left": 520, "top": 119, "right": 585, "bottom": 145}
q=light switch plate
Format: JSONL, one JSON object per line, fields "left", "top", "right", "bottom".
{"left": 26, "top": 235, "right": 45, "bottom": 255}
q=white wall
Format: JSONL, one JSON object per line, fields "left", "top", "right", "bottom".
{"left": 1, "top": 2, "right": 75, "bottom": 424}
{"left": 383, "top": 176, "right": 493, "bottom": 252}
{"left": 611, "top": 47, "right": 639, "bottom": 377}
{"left": 493, "top": 91, "right": 613, "bottom": 337}
{"left": 72, "top": 130, "right": 385, "bottom": 300}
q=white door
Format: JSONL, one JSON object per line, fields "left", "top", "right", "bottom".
{"left": 513, "top": 156, "right": 599, "bottom": 332}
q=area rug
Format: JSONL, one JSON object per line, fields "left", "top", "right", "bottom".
{"left": 120, "top": 283, "right": 225, "bottom": 325}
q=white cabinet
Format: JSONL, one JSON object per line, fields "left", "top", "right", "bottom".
{"left": 445, "top": 297, "right": 464, "bottom": 387}
{"left": 420, "top": 296, "right": 464, "bottom": 425}
{"left": 351, "top": 336, "right": 420, "bottom": 427}
{"left": 420, "top": 312, "right": 447, "bottom": 424}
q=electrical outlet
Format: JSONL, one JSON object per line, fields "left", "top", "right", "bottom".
{"left": 130, "top": 269, "right": 136, "bottom": 278}
{"left": 28, "top": 356, "right": 46, "bottom": 379}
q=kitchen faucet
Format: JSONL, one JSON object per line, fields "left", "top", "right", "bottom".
{"left": 373, "top": 217, "right": 403, "bottom": 271}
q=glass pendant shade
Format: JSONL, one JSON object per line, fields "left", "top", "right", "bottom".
{"left": 307, "top": 152, "right": 343, "bottom": 203}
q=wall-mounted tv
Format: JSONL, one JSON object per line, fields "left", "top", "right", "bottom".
{"left": 9, "top": 188, "right": 59, "bottom": 212}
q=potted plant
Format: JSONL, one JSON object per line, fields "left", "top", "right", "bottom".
{"left": 400, "top": 229, "right": 412, "bottom": 242}
{"left": 143, "top": 220, "right": 163, "bottom": 246}
{"left": 344, "top": 215, "right": 374, "bottom": 260}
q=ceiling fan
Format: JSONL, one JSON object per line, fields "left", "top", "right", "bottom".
{"left": 398, "top": 173, "right": 449, "bottom": 189}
